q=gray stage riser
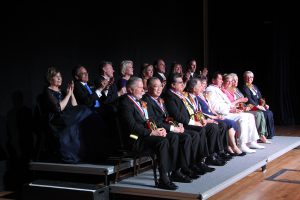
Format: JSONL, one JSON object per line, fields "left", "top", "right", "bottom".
{"left": 110, "top": 136, "right": 300, "bottom": 200}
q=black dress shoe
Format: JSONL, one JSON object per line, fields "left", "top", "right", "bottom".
{"left": 228, "top": 152, "right": 237, "bottom": 156}
{"left": 236, "top": 152, "right": 247, "bottom": 156}
{"left": 181, "top": 168, "right": 200, "bottom": 179}
{"left": 191, "top": 165, "right": 206, "bottom": 175}
{"left": 206, "top": 156, "right": 226, "bottom": 166}
{"left": 197, "top": 162, "right": 215, "bottom": 173}
{"left": 219, "top": 153, "right": 233, "bottom": 161}
{"left": 157, "top": 179, "right": 178, "bottom": 190}
{"left": 170, "top": 171, "right": 193, "bottom": 183}
{"left": 216, "top": 154, "right": 228, "bottom": 162}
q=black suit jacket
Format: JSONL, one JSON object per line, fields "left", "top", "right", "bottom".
{"left": 164, "top": 90, "right": 191, "bottom": 125}
{"left": 153, "top": 71, "right": 166, "bottom": 83}
{"left": 119, "top": 95, "right": 151, "bottom": 146}
{"left": 73, "top": 80, "right": 101, "bottom": 108}
{"left": 94, "top": 76, "right": 119, "bottom": 105}
{"left": 143, "top": 94, "right": 171, "bottom": 131}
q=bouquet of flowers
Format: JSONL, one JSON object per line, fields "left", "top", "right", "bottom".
{"left": 165, "top": 116, "right": 179, "bottom": 127}
{"left": 193, "top": 111, "right": 206, "bottom": 124}
{"left": 141, "top": 100, "right": 147, "bottom": 109}
{"left": 145, "top": 118, "right": 158, "bottom": 130}
{"left": 259, "top": 98, "right": 266, "bottom": 107}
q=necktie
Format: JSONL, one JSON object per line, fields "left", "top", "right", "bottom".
{"left": 85, "top": 84, "right": 100, "bottom": 108}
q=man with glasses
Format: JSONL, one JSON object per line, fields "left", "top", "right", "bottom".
{"left": 72, "top": 65, "right": 110, "bottom": 162}
{"left": 73, "top": 65, "right": 108, "bottom": 110}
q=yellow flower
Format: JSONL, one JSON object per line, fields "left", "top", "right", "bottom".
{"left": 158, "top": 98, "right": 164, "bottom": 104}
{"left": 141, "top": 101, "right": 147, "bottom": 109}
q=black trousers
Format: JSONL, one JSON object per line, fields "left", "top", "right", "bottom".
{"left": 167, "top": 132, "right": 192, "bottom": 171}
{"left": 166, "top": 132, "right": 179, "bottom": 171}
{"left": 185, "top": 126, "right": 209, "bottom": 163}
{"left": 138, "top": 136, "right": 171, "bottom": 175}
{"left": 186, "top": 123, "right": 219, "bottom": 157}
{"left": 217, "top": 121, "right": 229, "bottom": 152}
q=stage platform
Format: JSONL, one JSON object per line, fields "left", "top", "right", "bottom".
{"left": 110, "top": 136, "right": 300, "bottom": 200}
{"left": 30, "top": 157, "right": 152, "bottom": 185}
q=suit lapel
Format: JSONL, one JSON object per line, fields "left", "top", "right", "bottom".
{"left": 146, "top": 95, "right": 165, "bottom": 116}
{"left": 127, "top": 96, "right": 147, "bottom": 121}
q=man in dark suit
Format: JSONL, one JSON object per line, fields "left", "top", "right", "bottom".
{"left": 73, "top": 65, "right": 108, "bottom": 110}
{"left": 95, "top": 61, "right": 120, "bottom": 105}
{"left": 164, "top": 73, "right": 226, "bottom": 166}
{"left": 72, "top": 65, "right": 110, "bottom": 162}
{"left": 119, "top": 77, "right": 177, "bottom": 190}
{"left": 185, "top": 59, "right": 198, "bottom": 78}
{"left": 143, "top": 77, "right": 201, "bottom": 180}
{"left": 93, "top": 61, "right": 125, "bottom": 152}
{"left": 153, "top": 59, "right": 167, "bottom": 88}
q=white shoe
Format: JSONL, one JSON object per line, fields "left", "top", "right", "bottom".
{"left": 240, "top": 144, "right": 256, "bottom": 153}
{"left": 248, "top": 142, "right": 265, "bottom": 149}
{"left": 265, "top": 140, "right": 272, "bottom": 144}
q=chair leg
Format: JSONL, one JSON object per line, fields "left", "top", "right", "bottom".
{"left": 133, "top": 157, "right": 137, "bottom": 176}
{"left": 136, "top": 156, "right": 142, "bottom": 175}
{"left": 114, "top": 158, "right": 122, "bottom": 183}
{"left": 151, "top": 154, "right": 158, "bottom": 186}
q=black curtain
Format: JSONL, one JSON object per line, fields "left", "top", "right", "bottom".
{"left": 0, "top": 1, "right": 203, "bottom": 116}
{"left": 208, "top": 1, "right": 299, "bottom": 125}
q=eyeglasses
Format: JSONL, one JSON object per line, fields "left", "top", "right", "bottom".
{"left": 79, "top": 72, "right": 88, "bottom": 76}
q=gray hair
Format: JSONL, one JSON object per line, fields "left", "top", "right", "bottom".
{"left": 243, "top": 71, "right": 254, "bottom": 78}
{"left": 229, "top": 73, "right": 238, "bottom": 80}
{"left": 185, "top": 78, "right": 201, "bottom": 93}
{"left": 120, "top": 60, "right": 133, "bottom": 76}
{"left": 126, "top": 76, "right": 142, "bottom": 90}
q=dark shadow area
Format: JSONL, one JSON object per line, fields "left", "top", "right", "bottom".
{"left": 4, "top": 90, "right": 35, "bottom": 199}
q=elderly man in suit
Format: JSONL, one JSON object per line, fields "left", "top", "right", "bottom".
{"left": 119, "top": 77, "right": 178, "bottom": 190}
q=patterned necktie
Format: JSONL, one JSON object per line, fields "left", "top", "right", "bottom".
{"left": 85, "top": 83, "right": 100, "bottom": 108}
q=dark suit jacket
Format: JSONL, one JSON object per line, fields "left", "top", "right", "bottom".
{"left": 119, "top": 95, "right": 151, "bottom": 147}
{"left": 164, "top": 90, "right": 191, "bottom": 125}
{"left": 153, "top": 71, "right": 166, "bottom": 83}
{"left": 94, "top": 76, "right": 119, "bottom": 105}
{"left": 142, "top": 94, "right": 171, "bottom": 131}
{"left": 73, "top": 80, "right": 101, "bottom": 108}
{"left": 242, "top": 84, "right": 262, "bottom": 106}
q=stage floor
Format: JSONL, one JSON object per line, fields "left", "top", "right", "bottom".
{"left": 110, "top": 136, "right": 300, "bottom": 200}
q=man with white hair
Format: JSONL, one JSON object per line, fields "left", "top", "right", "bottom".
{"left": 119, "top": 77, "right": 177, "bottom": 190}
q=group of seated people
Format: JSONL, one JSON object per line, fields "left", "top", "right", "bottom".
{"left": 38, "top": 59, "right": 275, "bottom": 190}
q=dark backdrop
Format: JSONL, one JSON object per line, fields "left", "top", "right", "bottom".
{"left": 208, "top": 1, "right": 300, "bottom": 124}
{"left": 0, "top": 1, "right": 203, "bottom": 116}
{"left": 0, "top": 1, "right": 299, "bottom": 124}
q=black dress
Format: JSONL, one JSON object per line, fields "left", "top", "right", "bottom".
{"left": 44, "top": 88, "right": 92, "bottom": 163}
